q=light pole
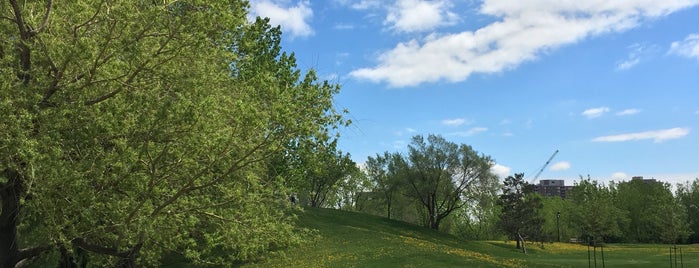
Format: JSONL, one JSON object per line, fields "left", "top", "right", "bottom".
{"left": 556, "top": 211, "right": 561, "bottom": 242}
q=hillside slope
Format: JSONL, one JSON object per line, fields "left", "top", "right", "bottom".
{"left": 244, "top": 208, "right": 699, "bottom": 268}
{"left": 244, "top": 208, "right": 530, "bottom": 267}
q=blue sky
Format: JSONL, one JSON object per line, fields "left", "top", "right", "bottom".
{"left": 248, "top": 0, "right": 699, "bottom": 186}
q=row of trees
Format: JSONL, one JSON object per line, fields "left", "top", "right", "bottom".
{"left": 501, "top": 176, "right": 699, "bottom": 247}
{"left": 1, "top": 1, "right": 355, "bottom": 266}
{"left": 322, "top": 135, "right": 699, "bottom": 248}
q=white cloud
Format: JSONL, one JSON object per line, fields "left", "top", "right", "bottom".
{"left": 334, "top": 23, "right": 355, "bottom": 30}
{"left": 450, "top": 127, "right": 488, "bottom": 137}
{"left": 348, "top": 0, "right": 382, "bottom": 10}
{"left": 395, "top": 127, "right": 417, "bottom": 136}
{"left": 549, "top": 161, "right": 571, "bottom": 171}
{"left": 351, "top": 0, "right": 699, "bottom": 87}
{"left": 491, "top": 163, "right": 511, "bottom": 178}
{"left": 616, "top": 108, "right": 641, "bottom": 116}
{"left": 611, "top": 172, "right": 628, "bottom": 180}
{"left": 385, "top": 0, "right": 458, "bottom": 33}
{"left": 669, "top": 33, "right": 699, "bottom": 60}
{"left": 615, "top": 43, "right": 659, "bottom": 70}
{"left": 582, "top": 107, "right": 610, "bottom": 118}
{"left": 616, "top": 58, "right": 640, "bottom": 70}
{"left": 442, "top": 118, "right": 468, "bottom": 126}
{"left": 592, "top": 127, "right": 691, "bottom": 143}
{"left": 248, "top": 0, "right": 314, "bottom": 38}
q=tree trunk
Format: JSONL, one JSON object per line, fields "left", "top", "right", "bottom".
{"left": 0, "top": 169, "right": 23, "bottom": 268}
{"left": 517, "top": 232, "right": 527, "bottom": 254}
{"left": 58, "top": 246, "right": 78, "bottom": 268}
{"left": 386, "top": 196, "right": 392, "bottom": 219}
{"left": 430, "top": 216, "right": 440, "bottom": 230}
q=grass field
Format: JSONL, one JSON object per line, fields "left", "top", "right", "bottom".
{"left": 243, "top": 207, "right": 699, "bottom": 267}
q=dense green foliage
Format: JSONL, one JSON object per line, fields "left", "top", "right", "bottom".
{"left": 359, "top": 135, "right": 498, "bottom": 231}
{"left": 544, "top": 177, "right": 693, "bottom": 245}
{"left": 677, "top": 180, "right": 699, "bottom": 243}
{"left": 1, "top": 0, "right": 348, "bottom": 266}
{"left": 614, "top": 179, "right": 689, "bottom": 243}
{"left": 354, "top": 135, "right": 699, "bottom": 246}
{"left": 497, "top": 173, "right": 545, "bottom": 251}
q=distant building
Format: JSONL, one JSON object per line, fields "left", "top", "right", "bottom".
{"left": 534, "top": 179, "right": 573, "bottom": 199}
{"left": 631, "top": 176, "right": 657, "bottom": 184}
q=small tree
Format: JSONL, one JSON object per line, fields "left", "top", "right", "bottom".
{"left": 497, "top": 173, "right": 544, "bottom": 253}
{"left": 365, "top": 152, "right": 407, "bottom": 219}
{"left": 292, "top": 137, "right": 357, "bottom": 208}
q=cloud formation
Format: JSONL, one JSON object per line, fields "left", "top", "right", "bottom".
{"left": 592, "top": 127, "right": 690, "bottom": 143}
{"left": 491, "top": 163, "right": 511, "bottom": 178}
{"left": 582, "top": 107, "right": 610, "bottom": 118}
{"left": 351, "top": 0, "right": 699, "bottom": 87}
{"left": 450, "top": 127, "right": 488, "bottom": 137}
{"left": 442, "top": 118, "right": 468, "bottom": 126}
{"left": 549, "top": 161, "right": 571, "bottom": 171}
{"left": 611, "top": 172, "right": 628, "bottom": 180}
{"left": 616, "top": 43, "right": 658, "bottom": 70}
{"left": 670, "top": 33, "right": 699, "bottom": 60}
{"left": 616, "top": 108, "right": 641, "bottom": 116}
{"left": 248, "top": 0, "right": 314, "bottom": 38}
{"left": 385, "top": 0, "right": 458, "bottom": 33}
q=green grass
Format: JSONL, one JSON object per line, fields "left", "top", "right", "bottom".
{"left": 243, "top": 207, "right": 699, "bottom": 267}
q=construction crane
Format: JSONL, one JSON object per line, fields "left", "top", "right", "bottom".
{"left": 528, "top": 150, "right": 559, "bottom": 184}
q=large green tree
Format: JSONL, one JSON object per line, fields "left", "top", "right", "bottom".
{"left": 1, "top": 1, "right": 346, "bottom": 266}
{"left": 569, "top": 179, "right": 627, "bottom": 244}
{"left": 677, "top": 179, "right": 699, "bottom": 243}
{"left": 614, "top": 179, "right": 689, "bottom": 243}
{"left": 404, "top": 134, "right": 496, "bottom": 230}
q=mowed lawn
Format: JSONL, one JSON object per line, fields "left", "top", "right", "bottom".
{"left": 243, "top": 207, "right": 699, "bottom": 268}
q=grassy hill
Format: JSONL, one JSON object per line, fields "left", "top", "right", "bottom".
{"left": 243, "top": 208, "right": 698, "bottom": 267}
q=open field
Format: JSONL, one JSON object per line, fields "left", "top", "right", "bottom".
{"left": 242, "top": 208, "right": 699, "bottom": 267}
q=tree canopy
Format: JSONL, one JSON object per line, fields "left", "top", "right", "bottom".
{"left": 497, "top": 173, "right": 545, "bottom": 252}
{"left": 1, "top": 1, "right": 346, "bottom": 266}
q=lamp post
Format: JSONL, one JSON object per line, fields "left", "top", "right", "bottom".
{"left": 556, "top": 211, "right": 561, "bottom": 242}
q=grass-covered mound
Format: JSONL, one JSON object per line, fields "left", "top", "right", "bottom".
{"left": 244, "top": 208, "right": 699, "bottom": 267}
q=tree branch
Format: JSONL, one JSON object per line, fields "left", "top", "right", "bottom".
{"left": 9, "top": 0, "right": 32, "bottom": 83}
{"left": 29, "top": 0, "right": 53, "bottom": 35}
{"left": 16, "top": 245, "right": 53, "bottom": 261}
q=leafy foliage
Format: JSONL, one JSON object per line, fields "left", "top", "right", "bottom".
{"left": 613, "top": 179, "right": 690, "bottom": 243}
{"left": 497, "top": 173, "right": 545, "bottom": 250}
{"left": 364, "top": 152, "right": 407, "bottom": 219}
{"left": 677, "top": 179, "right": 699, "bottom": 243}
{"left": 1, "top": 1, "right": 347, "bottom": 266}
{"left": 403, "top": 135, "right": 496, "bottom": 230}
{"left": 568, "top": 179, "right": 627, "bottom": 244}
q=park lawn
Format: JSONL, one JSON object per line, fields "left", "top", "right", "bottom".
{"left": 242, "top": 207, "right": 699, "bottom": 268}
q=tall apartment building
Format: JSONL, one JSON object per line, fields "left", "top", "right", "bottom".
{"left": 534, "top": 179, "right": 573, "bottom": 199}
